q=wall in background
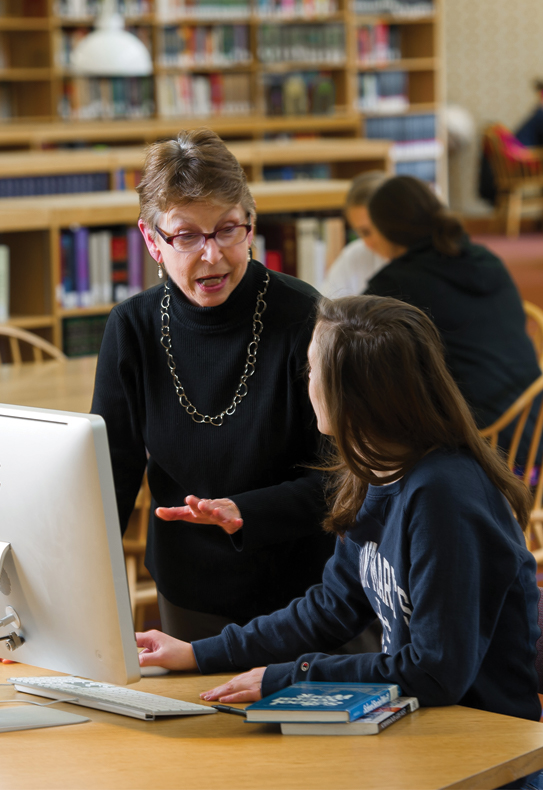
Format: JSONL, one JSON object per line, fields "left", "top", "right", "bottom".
{"left": 445, "top": 0, "right": 543, "bottom": 214}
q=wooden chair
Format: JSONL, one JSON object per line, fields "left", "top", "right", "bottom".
{"left": 0, "top": 325, "right": 66, "bottom": 364}
{"left": 479, "top": 374, "right": 543, "bottom": 562}
{"left": 123, "top": 474, "right": 158, "bottom": 632}
{"left": 524, "top": 300, "right": 543, "bottom": 369}
{"left": 482, "top": 124, "right": 543, "bottom": 236}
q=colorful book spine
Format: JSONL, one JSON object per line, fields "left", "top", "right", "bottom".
{"left": 0, "top": 244, "right": 9, "bottom": 322}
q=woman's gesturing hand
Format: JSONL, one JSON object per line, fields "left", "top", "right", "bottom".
{"left": 136, "top": 630, "right": 198, "bottom": 671}
{"left": 199, "top": 667, "right": 266, "bottom": 703}
{"left": 155, "top": 495, "right": 243, "bottom": 534}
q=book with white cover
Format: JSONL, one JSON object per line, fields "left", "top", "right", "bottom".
{"left": 280, "top": 696, "right": 419, "bottom": 735}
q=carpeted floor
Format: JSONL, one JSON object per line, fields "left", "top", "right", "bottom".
{"left": 472, "top": 234, "right": 543, "bottom": 307}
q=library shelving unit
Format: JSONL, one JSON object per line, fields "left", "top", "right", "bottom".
{"left": 0, "top": 0, "right": 443, "bottom": 149}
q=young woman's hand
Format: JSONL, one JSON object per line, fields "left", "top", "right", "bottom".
{"left": 199, "top": 667, "right": 266, "bottom": 703}
{"left": 136, "top": 630, "right": 198, "bottom": 671}
{"left": 156, "top": 496, "right": 243, "bottom": 534}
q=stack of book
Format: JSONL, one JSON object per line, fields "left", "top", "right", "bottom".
{"left": 244, "top": 682, "right": 419, "bottom": 735}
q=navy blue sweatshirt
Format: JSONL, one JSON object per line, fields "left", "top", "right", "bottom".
{"left": 91, "top": 261, "right": 334, "bottom": 623}
{"left": 193, "top": 449, "right": 541, "bottom": 720}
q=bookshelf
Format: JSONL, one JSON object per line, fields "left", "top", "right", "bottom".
{"left": 0, "top": 136, "right": 392, "bottom": 191}
{"left": 0, "top": 1, "right": 443, "bottom": 151}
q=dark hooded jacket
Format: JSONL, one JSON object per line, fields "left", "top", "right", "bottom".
{"left": 365, "top": 237, "right": 541, "bottom": 458}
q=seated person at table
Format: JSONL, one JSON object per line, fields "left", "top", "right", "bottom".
{"left": 136, "top": 295, "right": 541, "bottom": 729}
{"left": 362, "top": 175, "right": 542, "bottom": 460}
{"left": 320, "top": 171, "right": 389, "bottom": 298}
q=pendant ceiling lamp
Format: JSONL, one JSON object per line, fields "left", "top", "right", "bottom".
{"left": 70, "top": 1, "right": 153, "bottom": 77}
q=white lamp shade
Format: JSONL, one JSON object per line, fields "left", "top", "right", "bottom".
{"left": 70, "top": 14, "right": 153, "bottom": 77}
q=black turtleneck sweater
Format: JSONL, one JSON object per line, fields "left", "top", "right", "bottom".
{"left": 91, "top": 260, "right": 334, "bottom": 624}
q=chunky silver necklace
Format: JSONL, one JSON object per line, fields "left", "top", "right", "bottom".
{"left": 160, "top": 271, "right": 270, "bottom": 426}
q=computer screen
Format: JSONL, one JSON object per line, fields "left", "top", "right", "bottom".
{"left": 0, "top": 403, "right": 141, "bottom": 685}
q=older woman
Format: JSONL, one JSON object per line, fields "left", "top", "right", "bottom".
{"left": 91, "top": 128, "right": 334, "bottom": 642}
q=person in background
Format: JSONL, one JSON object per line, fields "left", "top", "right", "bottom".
{"left": 136, "top": 296, "right": 541, "bottom": 785}
{"left": 320, "top": 171, "right": 389, "bottom": 298}
{"left": 91, "top": 128, "right": 335, "bottom": 643}
{"left": 362, "top": 175, "right": 542, "bottom": 459}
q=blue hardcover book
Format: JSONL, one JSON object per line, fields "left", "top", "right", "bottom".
{"left": 245, "top": 682, "right": 401, "bottom": 723}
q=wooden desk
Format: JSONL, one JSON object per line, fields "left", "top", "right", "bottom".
{"left": 0, "top": 355, "right": 97, "bottom": 413}
{"left": 1, "top": 664, "right": 543, "bottom": 790}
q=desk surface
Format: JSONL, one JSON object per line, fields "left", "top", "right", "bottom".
{"left": 0, "top": 355, "right": 97, "bottom": 413}
{"left": 1, "top": 664, "right": 543, "bottom": 790}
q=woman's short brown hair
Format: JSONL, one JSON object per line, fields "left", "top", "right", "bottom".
{"left": 137, "top": 128, "right": 256, "bottom": 231}
{"left": 314, "top": 295, "right": 532, "bottom": 535}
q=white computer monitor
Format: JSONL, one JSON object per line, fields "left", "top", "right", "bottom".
{"left": 0, "top": 403, "right": 141, "bottom": 685}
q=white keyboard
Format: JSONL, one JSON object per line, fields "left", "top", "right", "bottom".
{"left": 8, "top": 676, "right": 218, "bottom": 721}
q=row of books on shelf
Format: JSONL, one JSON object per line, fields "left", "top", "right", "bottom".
{"left": 353, "top": 0, "right": 433, "bottom": 15}
{"left": 59, "top": 77, "right": 155, "bottom": 120}
{"left": 258, "top": 23, "right": 345, "bottom": 64}
{"left": 357, "top": 23, "right": 402, "bottom": 65}
{"left": 395, "top": 158, "right": 436, "bottom": 183}
{"left": 54, "top": 0, "right": 151, "bottom": 17}
{"left": 263, "top": 162, "right": 332, "bottom": 180}
{"left": 255, "top": 212, "right": 346, "bottom": 290}
{"left": 0, "top": 173, "right": 110, "bottom": 198}
{"left": 157, "top": 73, "right": 251, "bottom": 117}
{"left": 365, "top": 111, "right": 435, "bottom": 141}
{"left": 155, "top": 0, "right": 338, "bottom": 18}
{"left": 159, "top": 24, "right": 251, "bottom": 66}
{"left": 265, "top": 72, "right": 335, "bottom": 115}
{"left": 155, "top": 0, "right": 251, "bottom": 18}
{"left": 357, "top": 70, "right": 409, "bottom": 113}
{"left": 244, "top": 682, "right": 419, "bottom": 736}
{"left": 59, "top": 225, "right": 147, "bottom": 309}
{"left": 63, "top": 314, "right": 109, "bottom": 357}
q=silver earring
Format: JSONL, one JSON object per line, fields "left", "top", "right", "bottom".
{"left": 247, "top": 247, "right": 253, "bottom": 263}
{"left": 157, "top": 263, "right": 164, "bottom": 279}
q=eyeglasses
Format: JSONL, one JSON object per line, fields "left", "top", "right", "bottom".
{"left": 155, "top": 218, "right": 252, "bottom": 253}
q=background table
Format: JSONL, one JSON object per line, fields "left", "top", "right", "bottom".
{"left": 0, "top": 356, "right": 97, "bottom": 413}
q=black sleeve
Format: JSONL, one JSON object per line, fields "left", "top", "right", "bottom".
{"left": 91, "top": 309, "right": 147, "bottom": 533}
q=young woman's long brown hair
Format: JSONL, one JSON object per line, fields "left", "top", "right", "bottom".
{"left": 315, "top": 295, "right": 532, "bottom": 534}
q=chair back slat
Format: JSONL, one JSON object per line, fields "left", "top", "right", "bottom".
{"left": 524, "top": 300, "right": 543, "bottom": 369}
{"left": 9, "top": 335, "right": 22, "bottom": 365}
{"left": 0, "top": 326, "right": 65, "bottom": 366}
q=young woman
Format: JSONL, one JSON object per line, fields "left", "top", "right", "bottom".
{"left": 136, "top": 296, "right": 541, "bottom": 730}
{"left": 361, "top": 175, "right": 541, "bottom": 460}
{"left": 320, "top": 170, "right": 388, "bottom": 298}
